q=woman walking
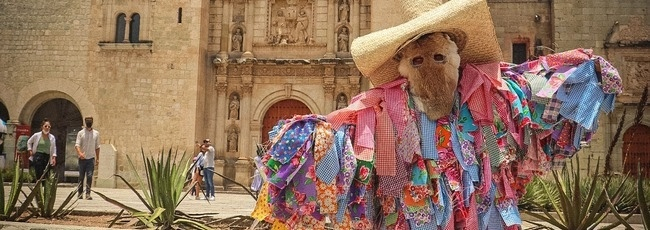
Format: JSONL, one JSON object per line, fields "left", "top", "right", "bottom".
{"left": 27, "top": 118, "right": 56, "bottom": 181}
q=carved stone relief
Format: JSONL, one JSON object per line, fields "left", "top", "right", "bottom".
{"left": 229, "top": 93, "right": 240, "bottom": 120}
{"left": 338, "top": 0, "right": 349, "bottom": 23}
{"left": 233, "top": 2, "right": 246, "bottom": 23}
{"left": 336, "top": 93, "right": 348, "bottom": 109}
{"left": 267, "top": 0, "right": 313, "bottom": 45}
{"left": 227, "top": 126, "right": 239, "bottom": 152}
{"left": 623, "top": 60, "right": 650, "bottom": 94}
{"left": 231, "top": 27, "right": 244, "bottom": 52}
{"left": 337, "top": 27, "right": 350, "bottom": 52}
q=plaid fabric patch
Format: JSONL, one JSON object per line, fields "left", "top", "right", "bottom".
{"left": 375, "top": 102, "right": 397, "bottom": 176}
{"left": 541, "top": 95, "right": 562, "bottom": 124}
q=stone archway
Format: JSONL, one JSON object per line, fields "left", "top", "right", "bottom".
{"left": 261, "top": 99, "right": 311, "bottom": 145}
{"left": 30, "top": 98, "right": 83, "bottom": 181}
{"left": 623, "top": 124, "right": 650, "bottom": 177}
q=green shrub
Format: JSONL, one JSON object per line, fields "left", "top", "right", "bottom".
{"left": 1, "top": 166, "right": 33, "bottom": 183}
{"left": 94, "top": 148, "right": 211, "bottom": 229}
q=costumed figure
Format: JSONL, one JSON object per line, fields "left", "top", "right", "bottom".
{"left": 250, "top": 0, "right": 623, "bottom": 229}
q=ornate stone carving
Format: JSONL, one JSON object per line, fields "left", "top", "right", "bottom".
{"left": 324, "top": 66, "right": 334, "bottom": 76}
{"left": 227, "top": 127, "right": 239, "bottom": 152}
{"left": 623, "top": 60, "right": 650, "bottom": 94}
{"left": 242, "top": 65, "right": 253, "bottom": 75}
{"left": 338, "top": 0, "right": 349, "bottom": 23}
{"left": 242, "top": 83, "right": 253, "bottom": 94}
{"left": 231, "top": 27, "right": 244, "bottom": 52}
{"left": 336, "top": 93, "right": 348, "bottom": 109}
{"left": 216, "top": 64, "right": 228, "bottom": 75}
{"left": 267, "top": 0, "right": 313, "bottom": 45}
{"left": 233, "top": 2, "right": 246, "bottom": 23}
{"left": 335, "top": 66, "right": 349, "bottom": 76}
{"left": 216, "top": 82, "right": 228, "bottom": 91}
{"left": 229, "top": 93, "right": 240, "bottom": 120}
{"left": 323, "top": 84, "right": 335, "bottom": 94}
{"left": 337, "top": 27, "right": 350, "bottom": 52}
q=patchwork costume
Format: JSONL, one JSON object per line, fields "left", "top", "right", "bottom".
{"left": 251, "top": 0, "right": 622, "bottom": 229}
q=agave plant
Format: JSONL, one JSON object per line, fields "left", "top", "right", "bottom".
{"left": 29, "top": 165, "right": 78, "bottom": 219}
{"left": 522, "top": 158, "right": 633, "bottom": 230}
{"left": 0, "top": 160, "right": 38, "bottom": 221}
{"left": 519, "top": 176, "right": 559, "bottom": 211}
{"left": 94, "top": 148, "right": 211, "bottom": 229}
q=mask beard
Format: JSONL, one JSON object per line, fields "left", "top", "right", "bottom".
{"left": 86, "top": 121, "right": 93, "bottom": 129}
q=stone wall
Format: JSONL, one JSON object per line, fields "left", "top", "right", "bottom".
{"left": 0, "top": 0, "right": 207, "bottom": 185}
{"left": 0, "top": 1, "right": 92, "bottom": 118}
{"left": 553, "top": 0, "right": 648, "bottom": 55}
{"left": 488, "top": 0, "right": 553, "bottom": 62}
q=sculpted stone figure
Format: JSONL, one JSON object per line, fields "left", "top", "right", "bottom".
{"left": 229, "top": 95, "right": 240, "bottom": 119}
{"left": 295, "top": 9, "right": 309, "bottom": 43}
{"left": 336, "top": 94, "right": 348, "bottom": 109}
{"left": 339, "top": 0, "right": 349, "bottom": 22}
{"left": 231, "top": 28, "right": 243, "bottom": 52}
{"left": 338, "top": 27, "right": 349, "bottom": 52}
{"left": 228, "top": 131, "right": 238, "bottom": 152}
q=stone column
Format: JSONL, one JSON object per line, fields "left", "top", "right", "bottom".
{"left": 351, "top": 0, "right": 360, "bottom": 40}
{"left": 242, "top": 0, "right": 254, "bottom": 58}
{"left": 219, "top": 0, "right": 232, "bottom": 60}
{"left": 123, "top": 16, "right": 132, "bottom": 43}
{"left": 238, "top": 64, "right": 253, "bottom": 160}
{"left": 234, "top": 65, "right": 253, "bottom": 187}
{"left": 324, "top": 65, "right": 336, "bottom": 113}
{"left": 214, "top": 64, "right": 228, "bottom": 188}
{"left": 215, "top": 64, "right": 228, "bottom": 159}
{"left": 324, "top": 0, "right": 336, "bottom": 58}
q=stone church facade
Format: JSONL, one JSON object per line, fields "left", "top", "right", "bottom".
{"left": 0, "top": 0, "right": 648, "bottom": 188}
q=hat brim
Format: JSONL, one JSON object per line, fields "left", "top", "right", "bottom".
{"left": 350, "top": 0, "right": 502, "bottom": 86}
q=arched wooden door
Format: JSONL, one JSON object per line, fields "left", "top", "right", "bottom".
{"left": 261, "top": 99, "right": 311, "bottom": 146}
{"left": 623, "top": 124, "right": 650, "bottom": 177}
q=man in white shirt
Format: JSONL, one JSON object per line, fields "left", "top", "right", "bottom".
{"left": 75, "top": 117, "right": 100, "bottom": 200}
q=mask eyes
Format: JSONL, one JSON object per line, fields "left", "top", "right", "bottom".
{"left": 411, "top": 56, "right": 424, "bottom": 67}
{"left": 433, "top": 54, "right": 446, "bottom": 63}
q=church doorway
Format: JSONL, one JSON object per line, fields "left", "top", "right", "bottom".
{"left": 261, "top": 99, "right": 311, "bottom": 146}
{"left": 623, "top": 124, "right": 650, "bottom": 178}
{"left": 30, "top": 98, "right": 83, "bottom": 181}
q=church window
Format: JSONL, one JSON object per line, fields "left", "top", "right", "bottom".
{"left": 129, "top": 13, "right": 141, "bottom": 43}
{"left": 115, "top": 13, "right": 127, "bottom": 43}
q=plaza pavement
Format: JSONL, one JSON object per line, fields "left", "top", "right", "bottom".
{"left": 0, "top": 184, "right": 644, "bottom": 229}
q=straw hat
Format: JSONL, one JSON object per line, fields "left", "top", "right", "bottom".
{"left": 350, "top": 0, "right": 502, "bottom": 86}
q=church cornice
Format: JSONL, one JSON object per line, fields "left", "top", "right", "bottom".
{"left": 215, "top": 58, "right": 359, "bottom": 77}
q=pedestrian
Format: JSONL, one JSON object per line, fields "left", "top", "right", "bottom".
{"left": 250, "top": 156, "right": 262, "bottom": 197}
{"left": 190, "top": 144, "right": 205, "bottom": 200}
{"left": 27, "top": 118, "right": 57, "bottom": 181}
{"left": 75, "top": 117, "right": 100, "bottom": 200}
{"left": 202, "top": 139, "right": 215, "bottom": 201}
